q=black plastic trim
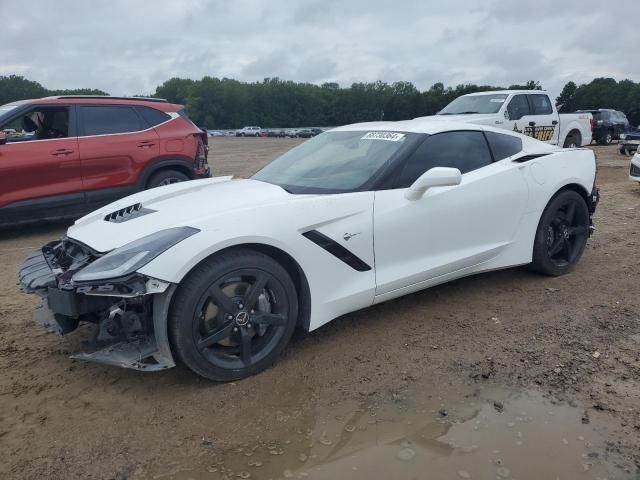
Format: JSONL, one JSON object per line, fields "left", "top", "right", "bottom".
{"left": 513, "top": 153, "right": 551, "bottom": 163}
{"left": 302, "top": 230, "right": 372, "bottom": 272}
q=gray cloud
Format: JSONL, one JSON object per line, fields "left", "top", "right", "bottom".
{"left": 0, "top": 0, "right": 638, "bottom": 98}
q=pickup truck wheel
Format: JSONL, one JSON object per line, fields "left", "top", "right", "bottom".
{"left": 529, "top": 190, "right": 589, "bottom": 276}
{"left": 563, "top": 133, "right": 580, "bottom": 148}
{"left": 147, "top": 169, "right": 189, "bottom": 189}
{"left": 169, "top": 249, "right": 298, "bottom": 381}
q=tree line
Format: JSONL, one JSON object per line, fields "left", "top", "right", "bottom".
{"left": 2, "top": 74, "right": 639, "bottom": 128}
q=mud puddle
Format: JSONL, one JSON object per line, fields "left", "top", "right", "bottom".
{"left": 148, "top": 385, "right": 630, "bottom": 480}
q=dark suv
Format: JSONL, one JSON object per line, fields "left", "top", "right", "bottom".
{"left": 0, "top": 96, "right": 209, "bottom": 226}
{"left": 578, "top": 109, "right": 630, "bottom": 145}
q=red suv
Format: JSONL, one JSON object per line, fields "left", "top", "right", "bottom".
{"left": 0, "top": 96, "right": 209, "bottom": 226}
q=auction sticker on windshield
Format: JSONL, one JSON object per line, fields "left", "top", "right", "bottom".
{"left": 361, "top": 132, "right": 406, "bottom": 142}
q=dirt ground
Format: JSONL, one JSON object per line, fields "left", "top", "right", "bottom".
{"left": 0, "top": 138, "right": 638, "bottom": 479}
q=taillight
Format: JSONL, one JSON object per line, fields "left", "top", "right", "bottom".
{"left": 590, "top": 118, "right": 595, "bottom": 132}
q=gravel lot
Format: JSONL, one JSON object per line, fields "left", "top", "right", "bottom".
{"left": 0, "top": 138, "right": 638, "bottom": 479}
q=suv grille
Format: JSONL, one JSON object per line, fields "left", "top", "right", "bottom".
{"left": 104, "top": 203, "right": 155, "bottom": 223}
{"left": 631, "top": 163, "right": 640, "bottom": 177}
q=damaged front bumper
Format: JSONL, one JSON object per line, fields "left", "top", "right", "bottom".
{"left": 19, "top": 245, "right": 177, "bottom": 372}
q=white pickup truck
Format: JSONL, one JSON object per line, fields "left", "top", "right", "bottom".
{"left": 420, "top": 90, "right": 593, "bottom": 148}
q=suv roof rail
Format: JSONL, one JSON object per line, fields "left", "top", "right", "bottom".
{"left": 48, "top": 95, "right": 169, "bottom": 103}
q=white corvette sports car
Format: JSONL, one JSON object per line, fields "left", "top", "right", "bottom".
{"left": 19, "top": 121, "right": 600, "bottom": 381}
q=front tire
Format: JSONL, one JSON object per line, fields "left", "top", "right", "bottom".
{"left": 169, "top": 249, "right": 298, "bottom": 381}
{"left": 529, "top": 190, "right": 590, "bottom": 276}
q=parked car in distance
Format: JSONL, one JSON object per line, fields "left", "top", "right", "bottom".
{"left": 236, "top": 126, "right": 262, "bottom": 137}
{"left": 577, "top": 109, "right": 629, "bottom": 145}
{"left": 619, "top": 126, "right": 640, "bottom": 156}
{"left": 267, "top": 129, "right": 286, "bottom": 137}
{"left": 429, "top": 90, "right": 593, "bottom": 148}
{"left": 0, "top": 96, "right": 210, "bottom": 226}
{"left": 207, "top": 130, "right": 225, "bottom": 137}
{"left": 285, "top": 129, "right": 298, "bottom": 138}
{"left": 296, "top": 128, "right": 323, "bottom": 138}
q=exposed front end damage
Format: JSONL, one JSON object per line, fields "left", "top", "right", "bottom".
{"left": 19, "top": 238, "right": 176, "bottom": 371}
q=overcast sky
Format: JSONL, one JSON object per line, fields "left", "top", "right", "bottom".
{"left": 1, "top": 0, "right": 638, "bottom": 98}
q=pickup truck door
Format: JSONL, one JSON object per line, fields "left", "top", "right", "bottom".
{"left": 527, "top": 94, "right": 559, "bottom": 145}
{"left": 505, "top": 94, "right": 558, "bottom": 145}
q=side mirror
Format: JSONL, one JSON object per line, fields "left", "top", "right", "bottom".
{"left": 504, "top": 110, "right": 510, "bottom": 120}
{"left": 405, "top": 167, "right": 462, "bottom": 201}
{"left": 0, "top": 131, "right": 7, "bottom": 145}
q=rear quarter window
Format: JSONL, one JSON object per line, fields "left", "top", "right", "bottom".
{"left": 484, "top": 131, "right": 523, "bottom": 160}
{"left": 80, "top": 106, "right": 143, "bottom": 135}
{"left": 136, "top": 106, "right": 171, "bottom": 127}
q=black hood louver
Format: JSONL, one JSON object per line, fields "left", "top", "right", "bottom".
{"left": 104, "top": 203, "right": 156, "bottom": 223}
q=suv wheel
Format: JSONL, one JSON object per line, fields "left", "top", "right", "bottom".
{"left": 604, "top": 130, "right": 613, "bottom": 145}
{"left": 147, "top": 169, "right": 189, "bottom": 189}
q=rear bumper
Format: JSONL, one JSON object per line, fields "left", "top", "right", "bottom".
{"left": 193, "top": 165, "right": 211, "bottom": 179}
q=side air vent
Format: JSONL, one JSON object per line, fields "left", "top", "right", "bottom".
{"left": 302, "top": 230, "right": 372, "bottom": 272}
{"left": 513, "top": 153, "right": 551, "bottom": 163}
{"left": 104, "top": 203, "right": 155, "bottom": 223}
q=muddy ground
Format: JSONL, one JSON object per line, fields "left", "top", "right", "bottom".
{"left": 0, "top": 139, "right": 638, "bottom": 479}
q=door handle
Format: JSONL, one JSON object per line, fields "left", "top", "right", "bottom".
{"left": 552, "top": 120, "right": 558, "bottom": 125}
{"left": 529, "top": 121, "right": 536, "bottom": 127}
{"left": 50, "top": 149, "right": 74, "bottom": 156}
{"left": 137, "top": 141, "right": 155, "bottom": 148}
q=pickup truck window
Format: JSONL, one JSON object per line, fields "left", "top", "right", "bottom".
{"left": 507, "top": 95, "right": 530, "bottom": 121}
{"left": 438, "top": 94, "right": 508, "bottom": 115}
{"left": 529, "top": 95, "right": 553, "bottom": 115}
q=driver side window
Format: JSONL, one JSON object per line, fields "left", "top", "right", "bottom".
{"left": 394, "top": 131, "right": 493, "bottom": 188}
{"left": 507, "top": 95, "right": 530, "bottom": 121}
{"left": 1, "top": 107, "right": 70, "bottom": 142}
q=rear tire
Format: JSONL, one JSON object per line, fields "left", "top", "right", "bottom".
{"left": 169, "top": 249, "right": 298, "bottom": 381}
{"left": 604, "top": 130, "right": 613, "bottom": 145}
{"left": 147, "top": 169, "right": 189, "bottom": 189}
{"left": 563, "top": 133, "right": 580, "bottom": 148}
{"left": 528, "top": 190, "right": 590, "bottom": 276}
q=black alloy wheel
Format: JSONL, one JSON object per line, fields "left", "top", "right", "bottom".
{"left": 529, "top": 190, "right": 590, "bottom": 276}
{"left": 169, "top": 250, "right": 298, "bottom": 381}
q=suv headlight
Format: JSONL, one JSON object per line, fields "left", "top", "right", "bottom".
{"left": 73, "top": 227, "right": 199, "bottom": 283}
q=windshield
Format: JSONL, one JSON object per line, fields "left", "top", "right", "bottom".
{"left": 439, "top": 94, "right": 508, "bottom": 115}
{"left": 0, "top": 103, "right": 21, "bottom": 124}
{"left": 252, "top": 130, "right": 418, "bottom": 193}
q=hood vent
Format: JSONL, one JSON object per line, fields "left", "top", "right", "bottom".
{"left": 104, "top": 203, "right": 156, "bottom": 223}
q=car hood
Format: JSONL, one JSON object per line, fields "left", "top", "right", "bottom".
{"left": 69, "top": 177, "right": 300, "bottom": 253}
